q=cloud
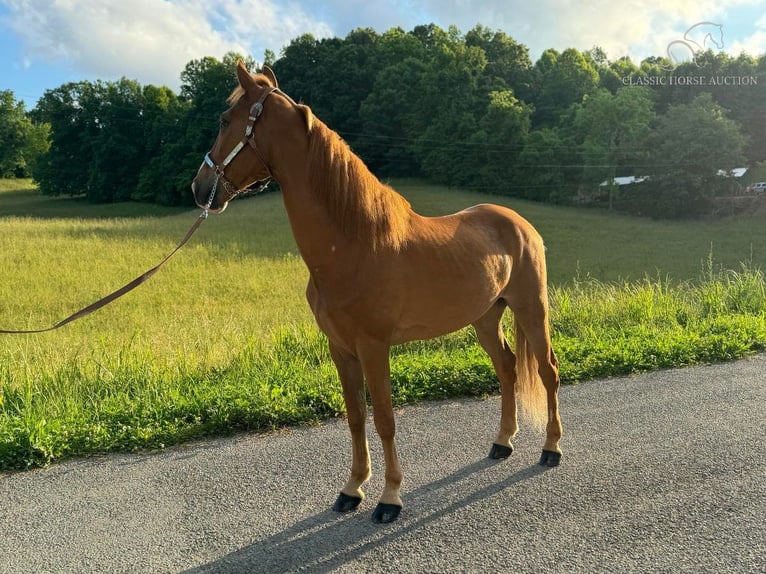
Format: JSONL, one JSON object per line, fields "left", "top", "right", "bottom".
{"left": 3, "top": 0, "right": 763, "bottom": 98}
{"left": 213, "top": 0, "right": 334, "bottom": 53}
{"left": 394, "top": 0, "right": 758, "bottom": 61}
{"left": 287, "top": 0, "right": 760, "bottom": 64}
{"left": 728, "top": 14, "right": 766, "bottom": 56}
{"left": 3, "top": 0, "right": 333, "bottom": 90}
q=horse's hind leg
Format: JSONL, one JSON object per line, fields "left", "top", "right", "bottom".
{"left": 329, "top": 342, "right": 371, "bottom": 513}
{"left": 473, "top": 301, "right": 518, "bottom": 459}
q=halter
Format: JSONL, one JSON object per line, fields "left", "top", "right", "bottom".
{"left": 201, "top": 85, "right": 279, "bottom": 212}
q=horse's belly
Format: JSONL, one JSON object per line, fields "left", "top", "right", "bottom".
{"left": 391, "top": 263, "right": 507, "bottom": 343}
{"left": 390, "top": 318, "right": 470, "bottom": 345}
{"left": 391, "top": 299, "right": 491, "bottom": 343}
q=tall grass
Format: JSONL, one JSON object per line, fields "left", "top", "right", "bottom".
{"left": 2, "top": 180, "right": 765, "bottom": 470}
{"left": 551, "top": 266, "right": 766, "bottom": 380}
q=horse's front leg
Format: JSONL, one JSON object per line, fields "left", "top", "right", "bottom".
{"left": 358, "top": 340, "right": 402, "bottom": 524}
{"left": 329, "top": 342, "right": 371, "bottom": 513}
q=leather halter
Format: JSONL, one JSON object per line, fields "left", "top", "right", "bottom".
{"left": 201, "top": 86, "right": 278, "bottom": 209}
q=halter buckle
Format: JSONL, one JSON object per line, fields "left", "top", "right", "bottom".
{"left": 199, "top": 87, "right": 278, "bottom": 212}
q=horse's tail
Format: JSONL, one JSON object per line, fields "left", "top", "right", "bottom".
{"left": 514, "top": 319, "right": 548, "bottom": 431}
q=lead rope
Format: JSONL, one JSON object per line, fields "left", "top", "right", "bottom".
{"left": 2, "top": 84, "right": 279, "bottom": 334}
{"left": 0, "top": 204, "right": 212, "bottom": 335}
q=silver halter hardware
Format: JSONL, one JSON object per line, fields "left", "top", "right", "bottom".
{"left": 199, "top": 87, "right": 277, "bottom": 214}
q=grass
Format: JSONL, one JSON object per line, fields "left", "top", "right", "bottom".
{"left": 1, "top": 179, "right": 766, "bottom": 470}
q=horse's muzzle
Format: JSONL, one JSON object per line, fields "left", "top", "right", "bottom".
{"left": 190, "top": 180, "right": 227, "bottom": 213}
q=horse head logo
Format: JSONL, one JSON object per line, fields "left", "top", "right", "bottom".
{"left": 664, "top": 22, "right": 724, "bottom": 70}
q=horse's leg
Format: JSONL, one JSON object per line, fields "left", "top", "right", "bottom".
{"left": 473, "top": 301, "right": 518, "bottom": 460}
{"left": 357, "top": 340, "right": 402, "bottom": 524}
{"left": 329, "top": 342, "right": 371, "bottom": 513}
{"left": 514, "top": 303, "right": 563, "bottom": 467}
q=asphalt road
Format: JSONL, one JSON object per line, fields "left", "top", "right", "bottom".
{"left": 1, "top": 354, "right": 764, "bottom": 574}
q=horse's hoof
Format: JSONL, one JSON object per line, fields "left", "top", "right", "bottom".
{"left": 539, "top": 450, "right": 562, "bottom": 467}
{"left": 488, "top": 443, "right": 514, "bottom": 459}
{"left": 371, "top": 503, "right": 402, "bottom": 524}
{"left": 332, "top": 492, "right": 363, "bottom": 513}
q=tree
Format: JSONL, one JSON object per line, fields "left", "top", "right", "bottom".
{"left": 645, "top": 93, "right": 746, "bottom": 217}
{"left": 133, "top": 85, "right": 190, "bottom": 204}
{"left": 531, "top": 48, "right": 600, "bottom": 127}
{"left": 0, "top": 90, "right": 49, "bottom": 177}
{"left": 85, "top": 78, "right": 146, "bottom": 202}
{"left": 514, "top": 127, "right": 579, "bottom": 203}
{"left": 708, "top": 53, "right": 766, "bottom": 164}
{"left": 392, "top": 25, "right": 488, "bottom": 184}
{"left": 273, "top": 34, "right": 334, "bottom": 119}
{"left": 357, "top": 58, "right": 428, "bottom": 176}
{"left": 19, "top": 25, "right": 764, "bottom": 213}
{"left": 474, "top": 89, "right": 532, "bottom": 194}
{"left": 465, "top": 25, "right": 534, "bottom": 101}
{"left": 570, "top": 87, "right": 656, "bottom": 206}
{"left": 32, "top": 81, "right": 100, "bottom": 197}
{"left": 33, "top": 79, "right": 149, "bottom": 203}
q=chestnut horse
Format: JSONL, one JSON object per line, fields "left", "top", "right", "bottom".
{"left": 191, "top": 62, "right": 563, "bottom": 524}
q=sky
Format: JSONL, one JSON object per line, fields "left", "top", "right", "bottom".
{"left": 2, "top": 0, "right": 766, "bottom": 107}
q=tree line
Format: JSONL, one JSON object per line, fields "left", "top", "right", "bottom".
{"left": 2, "top": 24, "right": 765, "bottom": 217}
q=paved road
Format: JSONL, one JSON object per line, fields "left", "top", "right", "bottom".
{"left": 1, "top": 354, "right": 765, "bottom": 573}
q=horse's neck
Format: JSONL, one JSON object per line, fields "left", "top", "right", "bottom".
{"left": 275, "top": 121, "right": 411, "bottom": 271}
{"left": 277, "top": 178, "right": 344, "bottom": 274}
{"left": 273, "top": 132, "right": 367, "bottom": 275}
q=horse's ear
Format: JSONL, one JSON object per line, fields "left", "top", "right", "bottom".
{"left": 236, "top": 60, "right": 258, "bottom": 92}
{"left": 297, "top": 104, "right": 314, "bottom": 132}
{"left": 262, "top": 65, "right": 278, "bottom": 88}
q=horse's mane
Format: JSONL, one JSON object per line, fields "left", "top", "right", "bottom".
{"left": 228, "top": 75, "right": 412, "bottom": 251}
{"left": 305, "top": 118, "right": 412, "bottom": 251}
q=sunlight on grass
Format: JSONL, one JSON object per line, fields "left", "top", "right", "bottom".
{"left": 1, "top": 180, "right": 765, "bottom": 469}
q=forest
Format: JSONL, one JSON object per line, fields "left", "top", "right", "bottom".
{"left": 2, "top": 23, "right": 765, "bottom": 217}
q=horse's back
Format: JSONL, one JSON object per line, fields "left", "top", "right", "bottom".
{"left": 452, "top": 202, "right": 545, "bottom": 254}
{"left": 455, "top": 203, "right": 550, "bottom": 303}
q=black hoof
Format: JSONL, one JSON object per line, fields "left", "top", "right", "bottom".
{"left": 332, "top": 492, "right": 363, "bottom": 513}
{"left": 539, "top": 450, "right": 562, "bottom": 467}
{"left": 372, "top": 503, "right": 402, "bottom": 524}
{"left": 488, "top": 443, "right": 514, "bottom": 459}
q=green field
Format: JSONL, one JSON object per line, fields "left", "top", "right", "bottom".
{"left": 1, "top": 179, "right": 765, "bottom": 470}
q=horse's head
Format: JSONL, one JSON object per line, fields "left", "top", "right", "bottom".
{"left": 191, "top": 60, "right": 311, "bottom": 213}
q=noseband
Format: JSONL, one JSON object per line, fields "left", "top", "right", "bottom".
{"left": 201, "top": 86, "right": 279, "bottom": 211}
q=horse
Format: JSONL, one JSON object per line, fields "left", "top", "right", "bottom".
{"left": 191, "top": 61, "right": 563, "bottom": 524}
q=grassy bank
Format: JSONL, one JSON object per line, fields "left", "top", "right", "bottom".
{"left": 2, "top": 180, "right": 765, "bottom": 470}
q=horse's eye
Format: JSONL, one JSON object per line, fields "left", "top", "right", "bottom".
{"left": 219, "top": 116, "right": 230, "bottom": 129}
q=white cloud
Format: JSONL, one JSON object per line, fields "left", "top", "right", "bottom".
{"left": 729, "top": 13, "right": 766, "bottom": 56}
{"left": 4, "top": 0, "right": 763, "bottom": 98}
{"left": 3, "top": 0, "right": 334, "bottom": 90}
{"left": 214, "top": 0, "right": 334, "bottom": 53}
{"left": 396, "top": 0, "right": 758, "bottom": 61}
{"left": 298, "top": 0, "right": 737, "bottom": 63}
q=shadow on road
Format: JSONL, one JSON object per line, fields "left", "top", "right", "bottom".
{"left": 183, "top": 458, "right": 549, "bottom": 574}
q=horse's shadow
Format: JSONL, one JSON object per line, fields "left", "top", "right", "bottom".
{"left": 183, "top": 459, "right": 548, "bottom": 574}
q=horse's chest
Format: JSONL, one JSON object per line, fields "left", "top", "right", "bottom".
{"left": 305, "top": 278, "right": 371, "bottom": 349}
